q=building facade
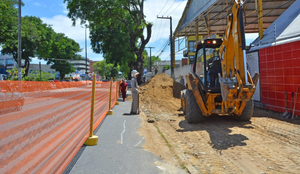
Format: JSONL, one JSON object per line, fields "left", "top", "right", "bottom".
{"left": 68, "top": 57, "right": 90, "bottom": 76}
{"left": 0, "top": 55, "right": 17, "bottom": 75}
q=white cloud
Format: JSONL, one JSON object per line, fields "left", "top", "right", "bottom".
{"left": 60, "top": 3, "right": 68, "bottom": 14}
{"left": 33, "top": 2, "right": 41, "bottom": 6}
{"left": 40, "top": 15, "right": 103, "bottom": 61}
{"left": 41, "top": 15, "right": 87, "bottom": 41}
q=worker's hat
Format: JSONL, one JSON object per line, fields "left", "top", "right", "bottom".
{"left": 131, "top": 70, "right": 139, "bottom": 76}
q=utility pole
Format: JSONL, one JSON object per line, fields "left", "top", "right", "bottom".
{"left": 145, "top": 47, "right": 155, "bottom": 72}
{"left": 18, "top": 0, "right": 22, "bottom": 81}
{"left": 85, "top": 25, "right": 88, "bottom": 81}
{"left": 157, "top": 16, "right": 174, "bottom": 78}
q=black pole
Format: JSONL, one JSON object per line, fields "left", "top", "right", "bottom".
{"left": 18, "top": 0, "right": 22, "bottom": 81}
{"left": 85, "top": 26, "right": 88, "bottom": 81}
{"left": 170, "top": 16, "right": 174, "bottom": 79}
{"left": 203, "top": 45, "right": 207, "bottom": 87}
{"left": 39, "top": 62, "right": 42, "bottom": 81}
{"left": 157, "top": 16, "right": 174, "bottom": 78}
{"left": 145, "top": 47, "right": 155, "bottom": 72}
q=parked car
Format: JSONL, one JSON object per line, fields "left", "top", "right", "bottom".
{"left": 126, "top": 80, "right": 131, "bottom": 88}
{"left": 0, "top": 74, "right": 8, "bottom": 80}
{"left": 0, "top": 82, "right": 25, "bottom": 115}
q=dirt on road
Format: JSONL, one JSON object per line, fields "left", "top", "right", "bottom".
{"left": 130, "top": 74, "right": 300, "bottom": 174}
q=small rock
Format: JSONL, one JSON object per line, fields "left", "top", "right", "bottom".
{"left": 261, "top": 172, "right": 266, "bottom": 174}
{"left": 187, "top": 144, "right": 194, "bottom": 149}
{"left": 223, "top": 166, "right": 226, "bottom": 169}
{"left": 147, "top": 119, "right": 155, "bottom": 123}
{"left": 200, "top": 152, "right": 206, "bottom": 155}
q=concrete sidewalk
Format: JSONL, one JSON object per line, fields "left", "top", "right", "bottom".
{"left": 63, "top": 96, "right": 161, "bottom": 174}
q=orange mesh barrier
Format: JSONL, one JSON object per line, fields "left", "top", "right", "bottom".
{"left": 0, "top": 80, "right": 118, "bottom": 173}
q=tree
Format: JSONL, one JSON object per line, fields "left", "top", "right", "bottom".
{"left": 51, "top": 62, "right": 75, "bottom": 80}
{"left": 0, "top": 0, "right": 19, "bottom": 40}
{"left": 64, "top": 0, "right": 152, "bottom": 84}
{"left": 46, "top": 33, "right": 81, "bottom": 80}
{"left": 0, "top": 15, "right": 55, "bottom": 75}
{"left": 27, "top": 71, "right": 56, "bottom": 81}
{"left": 143, "top": 53, "right": 161, "bottom": 71}
{"left": 92, "top": 60, "right": 119, "bottom": 79}
{"left": 0, "top": 2, "right": 81, "bottom": 77}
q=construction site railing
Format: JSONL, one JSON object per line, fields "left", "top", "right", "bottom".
{"left": 0, "top": 80, "right": 119, "bottom": 173}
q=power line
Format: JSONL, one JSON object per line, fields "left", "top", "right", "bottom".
{"left": 162, "top": 0, "right": 176, "bottom": 16}
{"left": 158, "top": 0, "right": 170, "bottom": 16}
{"left": 167, "top": 0, "right": 185, "bottom": 16}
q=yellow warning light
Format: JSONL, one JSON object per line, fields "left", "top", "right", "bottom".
{"left": 194, "top": 44, "right": 197, "bottom": 49}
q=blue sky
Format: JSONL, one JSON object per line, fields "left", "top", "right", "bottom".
{"left": 22, "top": 0, "right": 258, "bottom": 64}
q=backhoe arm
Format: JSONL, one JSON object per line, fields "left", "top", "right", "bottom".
{"left": 219, "top": 0, "right": 247, "bottom": 84}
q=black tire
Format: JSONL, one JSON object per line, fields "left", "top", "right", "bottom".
{"left": 181, "top": 93, "right": 186, "bottom": 115}
{"left": 185, "top": 89, "right": 205, "bottom": 123}
{"left": 236, "top": 99, "right": 253, "bottom": 121}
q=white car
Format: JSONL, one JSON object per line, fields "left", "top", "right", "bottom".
{"left": 0, "top": 82, "right": 25, "bottom": 115}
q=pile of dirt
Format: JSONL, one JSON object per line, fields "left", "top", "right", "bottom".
{"left": 128, "top": 73, "right": 182, "bottom": 114}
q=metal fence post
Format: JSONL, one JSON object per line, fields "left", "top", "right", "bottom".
{"left": 84, "top": 74, "right": 98, "bottom": 146}
{"left": 115, "top": 80, "right": 119, "bottom": 105}
{"left": 107, "top": 77, "right": 113, "bottom": 115}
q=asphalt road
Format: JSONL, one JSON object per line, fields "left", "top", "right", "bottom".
{"left": 66, "top": 97, "right": 161, "bottom": 174}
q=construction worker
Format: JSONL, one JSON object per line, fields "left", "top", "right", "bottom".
{"left": 130, "top": 70, "right": 140, "bottom": 114}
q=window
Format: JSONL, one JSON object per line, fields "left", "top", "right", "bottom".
{"left": 188, "top": 41, "right": 196, "bottom": 53}
{"left": 6, "top": 59, "right": 14, "bottom": 65}
{"left": 0, "top": 60, "right": 4, "bottom": 66}
{"left": 189, "top": 56, "right": 194, "bottom": 65}
{"left": 195, "top": 49, "right": 204, "bottom": 81}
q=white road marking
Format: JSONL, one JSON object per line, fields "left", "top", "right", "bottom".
{"left": 134, "top": 137, "right": 144, "bottom": 147}
{"left": 121, "top": 120, "right": 126, "bottom": 144}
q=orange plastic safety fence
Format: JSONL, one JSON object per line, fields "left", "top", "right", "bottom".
{"left": 0, "top": 80, "right": 118, "bottom": 173}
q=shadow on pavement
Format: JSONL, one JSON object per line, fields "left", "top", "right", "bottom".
{"left": 253, "top": 106, "right": 300, "bottom": 125}
{"left": 177, "top": 116, "right": 253, "bottom": 151}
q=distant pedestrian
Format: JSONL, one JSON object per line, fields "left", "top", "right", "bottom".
{"left": 119, "top": 79, "right": 128, "bottom": 102}
{"left": 130, "top": 70, "right": 140, "bottom": 114}
{"left": 180, "top": 75, "right": 185, "bottom": 85}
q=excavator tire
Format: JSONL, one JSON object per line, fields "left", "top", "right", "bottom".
{"left": 236, "top": 99, "right": 253, "bottom": 121}
{"left": 181, "top": 93, "right": 186, "bottom": 115}
{"left": 185, "top": 89, "right": 205, "bottom": 123}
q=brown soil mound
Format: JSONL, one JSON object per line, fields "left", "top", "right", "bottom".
{"left": 128, "top": 73, "right": 181, "bottom": 114}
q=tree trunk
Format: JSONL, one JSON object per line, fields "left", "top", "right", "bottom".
{"left": 60, "top": 74, "right": 65, "bottom": 80}
{"left": 135, "top": 52, "right": 144, "bottom": 85}
{"left": 24, "top": 60, "right": 30, "bottom": 76}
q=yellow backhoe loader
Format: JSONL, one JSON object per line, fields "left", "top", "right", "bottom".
{"left": 181, "top": 0, "right": 259, "bottom": 123}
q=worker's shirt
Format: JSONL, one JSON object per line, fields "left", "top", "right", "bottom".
{"left": 120, "top": 82, "right": 127, "bottom": 93}
{"left": 131, "top": 77, "right": 139, "bottom": 94}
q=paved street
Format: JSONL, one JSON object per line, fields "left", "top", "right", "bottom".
{"left": 64, "top": 97, "right": 161, "bottom": 174}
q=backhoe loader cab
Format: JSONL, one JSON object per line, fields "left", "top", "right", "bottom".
{"left": 180, "top": 0, "right": 259, "bottom": 124}
{"left": 192, "top": 38, "right": 223, "bottom": 91}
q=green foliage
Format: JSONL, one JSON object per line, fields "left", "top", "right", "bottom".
{"left": 6, "top": 67, "right": 26, "bottom": 80}
{"left": 163, "top": 65, "right": 171, "bottom": 70}
{"left": 92, "top": 60, "right": 119, "bottom": 79}
{"left": 0, "top": 1, "right": 81, "bottom": 77}
{"left": 143, "top": 54, "right": 161, "bottom": 70}
{"left": 51, "top": 61, "right": 75, "bottom": 80}
{"left": 0, "top": 0, "right": 19, "bottom": 40}
{"left": 45, "top": 32, "right": 81, "bottom": 80}
{"left": 64, "top": 0, "right": 153, "bottom": 83}
{"left": 27, "top": 71, "right": 56, "bottom": 81}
